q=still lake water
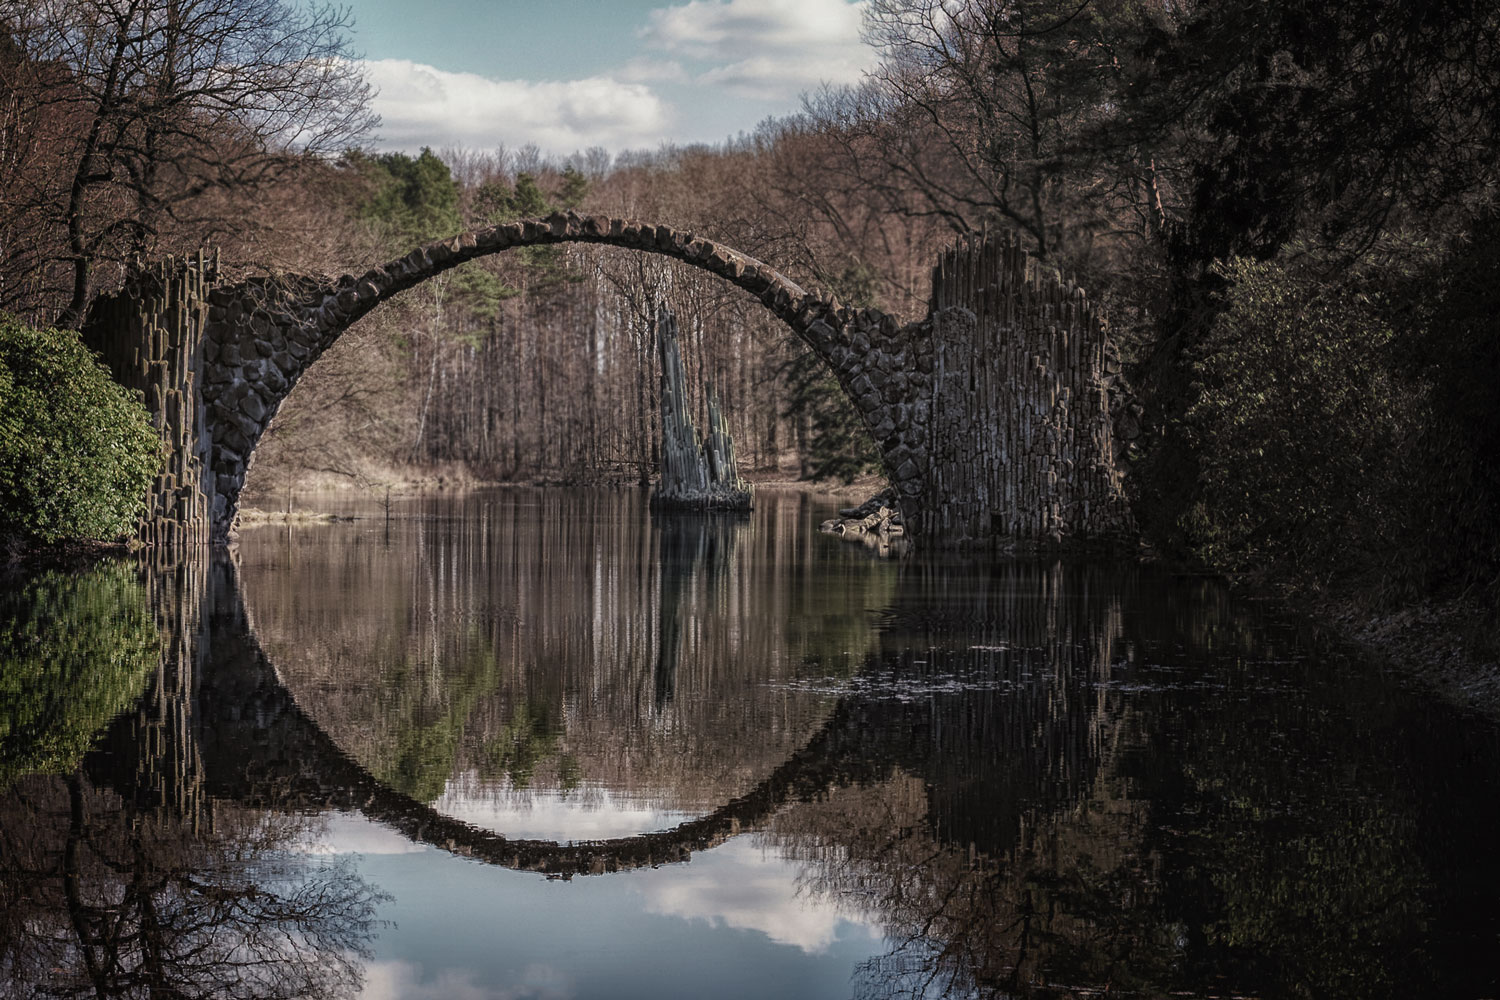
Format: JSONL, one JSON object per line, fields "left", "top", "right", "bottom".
{"left": 3, "top": 487, "right": 1499, "bottom": 998}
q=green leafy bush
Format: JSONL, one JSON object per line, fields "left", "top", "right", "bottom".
{"left": 0, "top": 563, "right": 158, "bottom": 788}
{"left": 1180, "top": 254, "right": 1421, "bottom": 582}
{"left": 0, "top": 316, "right": 160, "bottom": 543}
{"left": 781, "top": 263, "right": 883, "bottom": 484}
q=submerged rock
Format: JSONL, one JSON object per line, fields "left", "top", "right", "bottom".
{"left": 820, "top": 496, "right": 908, "bottom": 556}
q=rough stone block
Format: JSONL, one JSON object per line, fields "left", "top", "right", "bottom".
{"left": 231, "top": 410, "right": 259, "bottom": 439}
{"left": 216, "top": 424, "right": 247, "bottom": 455}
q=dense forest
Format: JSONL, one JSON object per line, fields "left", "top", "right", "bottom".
{"left": 2, "top": 0, "right": 1498, "bottom": 615}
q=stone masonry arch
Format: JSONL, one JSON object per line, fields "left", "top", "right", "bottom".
{"left": 199, "top": 212, "right": 922, "bottom": 540}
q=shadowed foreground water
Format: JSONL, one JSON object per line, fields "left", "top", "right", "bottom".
{"left": 2, "top": 488, "right": 1498, "bottom": 999}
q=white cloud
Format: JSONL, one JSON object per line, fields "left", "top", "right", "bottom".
{"left": 431, "top": 782, "right": 696, "bottom": 842}
{"left": 636, "top": 838, "right": 883, "bottom": 954}
{"left": 361, "top": 959, "right": 573, "bottom": 1000}
{"left": 295, "top": 811, "right": 427, "bottom": 856}
{"left": 641, "top": 0, "right": 876, "bottom": 96}
{"left": 617, "top": 57, "right": 692, "bottom": 85}
{"left": 643, "top": 0, "right": 867, "bottom": 55}
{"left": 697, "top": 52, "right": 871, "bottom": 98}
{"left": 363, "top": 59, "right": 672, "bottom": 154}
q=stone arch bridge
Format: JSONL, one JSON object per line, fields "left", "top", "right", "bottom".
{"left": 83, "top": 213, "right": 1133, "bottom": 548}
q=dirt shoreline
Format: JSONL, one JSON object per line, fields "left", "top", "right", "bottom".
{"left": 1, "top": 536, "right": 135, "bottom": 574}
{"left": 1305, "top": 593, "right": 1500, "bottom": 721}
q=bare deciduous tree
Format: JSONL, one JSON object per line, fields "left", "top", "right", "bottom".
{"left": 799, "top": 0, "right": 1155, "bottom": 266}
{"left": 0, "top": 0, "right": 377, "bottom": 325}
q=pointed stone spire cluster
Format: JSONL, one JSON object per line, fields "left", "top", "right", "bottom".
{"left": 650, "top": 304, "right": 753, "bottom": 511}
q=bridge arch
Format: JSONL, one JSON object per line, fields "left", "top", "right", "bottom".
{"left": 199, "top": 213, "right": 927, "bottom": 540}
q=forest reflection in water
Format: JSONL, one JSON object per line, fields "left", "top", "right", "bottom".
{"left": 1, "top": 487, "right": 1498, "bottom": 999}
{"left": 0, "top": 560, "right": 385, "bottom": 999}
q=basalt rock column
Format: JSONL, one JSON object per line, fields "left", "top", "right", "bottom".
{"left": 914, "top": 233, "right": 1134, "bottom": 546}
{"left": 82, "top": 253, "right": 219, "bottom": 548}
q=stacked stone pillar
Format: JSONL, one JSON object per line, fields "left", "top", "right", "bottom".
{"left": 83, "top": 253, "right": 219, "bottom": 548}
{"left": 914, "top": 232, "right": 1133, "bottom": 547}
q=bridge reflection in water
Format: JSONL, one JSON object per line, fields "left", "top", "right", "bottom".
{"left": 3, "top": 489, "right": 1498, "bottom": 999}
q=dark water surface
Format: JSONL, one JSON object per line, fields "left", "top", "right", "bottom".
{"left": 3, "top": 488, "right": 1499, "bottom": 999}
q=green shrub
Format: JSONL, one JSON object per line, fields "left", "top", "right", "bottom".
{"left": 780, "top": 262, "right": 883, "bottom": 484}
{"left": 1180, "top": 254, "right": 1422, "bottom": 583}
{"left": 781, "top": 346, "right": 882, "bottom": 484}
{"left": 0, "top": 315, "right": 160, "bottom": 543}
{"left": 0, "top": 562, "right": 158, "bottom": 788}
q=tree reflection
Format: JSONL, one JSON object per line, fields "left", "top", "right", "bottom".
{"left": 0, "top": 563, "right": 158, "bottom": 788}
{"left": 766, "top": 557, "right": 1459, "bottom": 1000}
{"left": 0, "top": 555, "right": 387, "bottom": 999}
{"left": 239, "top": 490, "right": 896, "bottom": 816}
{"left": 0, "top": 773, "right": 384, "bottom": 999}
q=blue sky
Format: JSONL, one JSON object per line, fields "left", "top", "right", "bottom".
{"left": 339, "top": 0, "right": 879, "bottom": 157}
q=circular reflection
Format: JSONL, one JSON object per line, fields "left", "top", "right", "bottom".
{"left": 237, "top": 489, "right": 898, "bottom": 839}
